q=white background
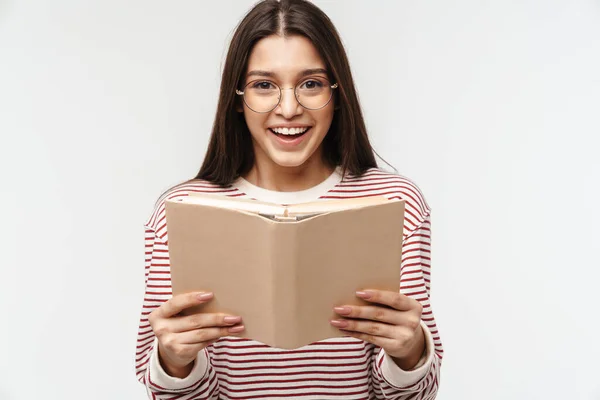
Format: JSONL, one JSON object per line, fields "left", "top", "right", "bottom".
{"left": 1, "top": 1, "right": 599, "bottom": 399}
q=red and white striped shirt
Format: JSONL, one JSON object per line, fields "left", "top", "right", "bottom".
{"left": 135, "top": 167, "right": 443, "bottom": 399}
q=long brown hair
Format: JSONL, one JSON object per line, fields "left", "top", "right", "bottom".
{"left": 196, "top": 0, "right": 378, "bottom": 186}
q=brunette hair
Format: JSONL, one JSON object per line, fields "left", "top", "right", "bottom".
{"left": 196, "top": 0, "right": 378, "bottom": 186}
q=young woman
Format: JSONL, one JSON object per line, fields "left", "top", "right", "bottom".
{"left": 135, "top": 1, "right": 443, "bottom": 398}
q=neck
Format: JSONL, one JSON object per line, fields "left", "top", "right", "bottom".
{"left": 244, "top": 156, "right": 334, "bottom": 192}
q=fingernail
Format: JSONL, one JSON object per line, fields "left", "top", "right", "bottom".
{"left": 334, "top": 306, "right": 351, "bottom": 315}
{"left": 330, "top": 319, "right": 348, "bottom": 328}
{"left": 228, "top": 325, "right": 245, "bottom": 333}
{"left": 224, "top": 316, "right": 242, "bottom": 324}
{"left": 356, "top": 290, "right": 372, "bottom": 299}
{"left": 197, "top": 292, "right": 213, "bottom": 301}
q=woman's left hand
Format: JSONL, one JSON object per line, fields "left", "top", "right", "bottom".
{"left": 330, "top": 289, "right": 425, "bottom": 365}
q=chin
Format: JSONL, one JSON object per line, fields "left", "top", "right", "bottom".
{"left": 270, "top": 154, "right": 311, "bottom": 169}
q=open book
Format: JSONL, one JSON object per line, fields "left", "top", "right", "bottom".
{"left": 164, "top": 193, "right": 405, "bottom": 349}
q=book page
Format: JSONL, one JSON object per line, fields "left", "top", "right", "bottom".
{"left": 179, "top": 193, "right": 287, "bottom": 215}
{"left": 179, "top": 192, "right": 393, "bottom": 218}
{"left": 287, "top": 195, "right": 392, "bottom": 216}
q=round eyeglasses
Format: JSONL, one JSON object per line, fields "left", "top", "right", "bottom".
{"left": 236, "top": 77, "right": 339, "bottom": 113}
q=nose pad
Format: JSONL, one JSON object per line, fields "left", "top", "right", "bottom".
{"left": 276, "top": 88, "right": 302, "bottom": 118}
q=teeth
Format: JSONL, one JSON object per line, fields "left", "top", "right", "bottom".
{"left": 272, "top": 127, "right": 309, "bottom": 135}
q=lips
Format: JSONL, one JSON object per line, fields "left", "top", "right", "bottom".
{"left": 268, "top": 126, "right": 312, "bottom": 146}
{"left": 268, "top": 127, "right": 312, "bottom": 139}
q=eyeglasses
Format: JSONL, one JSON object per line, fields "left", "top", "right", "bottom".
{"left": 236, "top": 77, "right": 338, "bottom": 113}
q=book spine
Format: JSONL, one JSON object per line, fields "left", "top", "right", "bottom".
{"left": 270, "top": 222, "right": 299, "bottom": 349}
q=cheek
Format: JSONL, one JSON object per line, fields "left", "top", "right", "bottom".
{"left": 313, "top": 108, "right": 335, "bottom": 132}
{"left": 243, "top": 110, "right": 268, "bottom": 137}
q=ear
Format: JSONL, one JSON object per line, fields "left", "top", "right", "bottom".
{"left": 235, "top": 97, "right": 244, "bottom": 113}
{"left": 334, "top": 99, "right": 341, "bottom": 110}
{"left": 333, "top": 90, "right": 341, "bottom": 110}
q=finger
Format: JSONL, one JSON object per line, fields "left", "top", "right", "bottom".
{"left": 177, "top": 325, "right": 246, "bottom": 345}
{"left": 333, "top": 305, "right": 404, "bottom": 325}
{"left": 159, "top": 292, "right": 214, "bottom": 318}
{"left": 170, "top": 313, "right": 243, "bottom": 333}
{"left": 330, "top": 318, "right": 396, "bottom": 339}
{"left": 159, "top": 341, "right": 217, "bottom": 362}
{"left": 338, "top": 328, "right": 396, "bottom": 349}
{"left": 355, "top": 290, "right": 418, "bottom": 312}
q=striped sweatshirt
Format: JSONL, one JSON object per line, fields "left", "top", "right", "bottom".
{"left": 135, "top": 167, "right": 443, "bottom": 399}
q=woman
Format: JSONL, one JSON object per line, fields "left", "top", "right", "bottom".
{"left": 135, "top": 1, "right": 443, "bottom": 398}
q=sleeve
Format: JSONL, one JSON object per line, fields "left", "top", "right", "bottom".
{"left": 134, "top": 224, "right": 220, "bottom": 399}
{"left": 369, "top": 214, "right": 444, "bottom": 399}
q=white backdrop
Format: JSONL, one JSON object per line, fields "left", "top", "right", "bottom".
{"left": 1, "top": 1, "right": 599, "bottom": 399}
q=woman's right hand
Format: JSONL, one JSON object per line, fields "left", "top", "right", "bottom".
{"left": 148, "top": 291, "right": 244, "bottom": 378}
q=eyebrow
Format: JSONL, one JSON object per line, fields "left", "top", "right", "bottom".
{"left": 246, "top": 68, "right": 329, "bottom": 79}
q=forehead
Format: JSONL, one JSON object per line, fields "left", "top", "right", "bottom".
{"left": 246, "top": 35, "right": 326, "bottom": 78}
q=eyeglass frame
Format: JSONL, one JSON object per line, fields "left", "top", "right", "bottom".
{"left": 235, "top": 77, "right": 339, "bottom": 113}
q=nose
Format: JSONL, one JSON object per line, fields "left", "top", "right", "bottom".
{"left": 275, "top": 87, "right": 303, "bottom": 119}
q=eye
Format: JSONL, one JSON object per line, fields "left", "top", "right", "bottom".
{"left": 299, "top": 79, "right": 325, "bottom": 90}
{"left": 250, "top": 81, "right": 277, "bottom": 90}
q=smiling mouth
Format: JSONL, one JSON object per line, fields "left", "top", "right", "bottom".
{"left": 269, "top": 127, "right": 312, "bottom": 139}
